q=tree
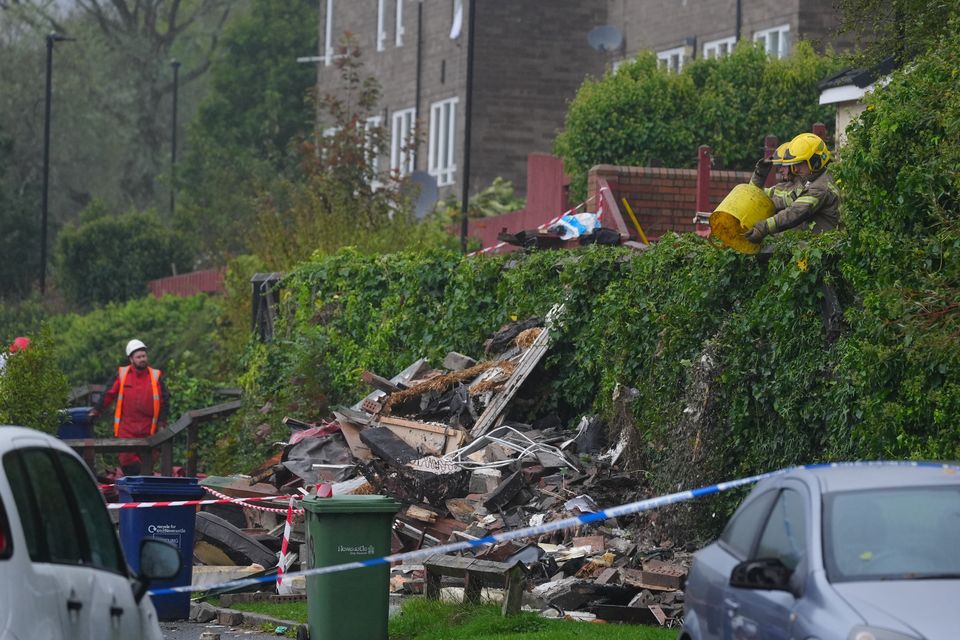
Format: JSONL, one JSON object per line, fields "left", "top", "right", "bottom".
{"left": 247, "top": 36, "right": 455, "bottom": 270}
{"left": 0, "top": 1, "right": 235, "bottom": 223}
{"left": 0, "top": 327, "right": 70, "bottom": 434}
{"left": 0, "top": 126, "right": 39, "bottom": 299}
{"left": 836, "top": 0, "right": 960, "bottom": 65}
{"left": 176, "top": 0, "right": 319, "bottom": 262}
{"left": 554, "top": 43, "right": 840, "bottom": 197}
{"left": 54, "top": 203, "right": 192, "bottom": 307}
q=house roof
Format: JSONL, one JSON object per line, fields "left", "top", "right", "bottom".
{"left": 818, "top": 56, "right": 898, "bottom": 105}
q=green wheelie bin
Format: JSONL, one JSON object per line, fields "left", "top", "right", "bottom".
{"left": 302, "top": 494, "right": 401, "bottom": 640}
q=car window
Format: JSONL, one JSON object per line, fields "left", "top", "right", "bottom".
{"left": 824, "top": 486, "right": 960, "bottom": 581}
{"left": 720, "top": 490, "right": 778, "bottom": 558}
{"left": 4, "top": 451, "right": 44, "bottom": 560}
{"left": 755, "top": 488, "right": 807, "bottom": 570}
{"left": 0, "top": 496, "right": 11, "bottom": 560}
{"left": 57, "top": 451, "right": 125, "bottom": 574}
{"left": 18, "top": 448, "right": 88, "bottom": 565}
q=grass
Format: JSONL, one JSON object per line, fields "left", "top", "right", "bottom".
{"left": 389, "top": 598, "right": 678, "bottom": 640}
{"left": 212, "top": 596, "right": 678, "bottom": 639}
{"left": 212, "top": 598, "right": 308, "bottom": 622}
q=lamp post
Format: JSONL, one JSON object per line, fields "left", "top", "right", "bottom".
{"left": 40, "top": 32, "right": 72, "bottom": 295}
{"left": 169, "top": 59, "right": 181, "bottom": 218}
{"left": 458, "top": 0, "right": 476, "bottom": 254}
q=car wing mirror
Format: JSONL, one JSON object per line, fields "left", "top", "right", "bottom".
{"left": 133, "top": 538, "right": 181, "bottom": 602}
{"left": 730, "top": 557, "right": 793, "bottom": 592}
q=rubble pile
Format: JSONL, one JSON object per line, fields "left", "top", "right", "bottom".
{"left": 198, "top": 307, "right": 688, "bottom": 626}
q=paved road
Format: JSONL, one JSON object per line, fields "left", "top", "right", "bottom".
{"left": 160, "top": 621, "right": 283, "bottom": 639}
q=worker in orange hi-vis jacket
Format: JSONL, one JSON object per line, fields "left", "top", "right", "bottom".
{"left": 90, "top": 339, "right": 170, "bottom": 476}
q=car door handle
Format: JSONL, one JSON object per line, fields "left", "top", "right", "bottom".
{"left": 724, "top": 598, "right": 740, "bottom": 610}
{"left": 110, "top": 606, "right": 124, "bottom": 617}
{"left": 67, "top": 598, "right": 83, "bottom": 612}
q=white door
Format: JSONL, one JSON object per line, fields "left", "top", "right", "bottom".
{"left": 3, "top": 444, "right": 95, "bottom": 638}
{"left": 56, "top": 450, "right": 144, "bottom": 639}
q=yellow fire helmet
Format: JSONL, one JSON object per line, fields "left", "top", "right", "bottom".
{"left": 781, "top": 132, "right": 832, "bottom": 173}
{"left": 770, "top": 142, "right": 791, "bottom": 164}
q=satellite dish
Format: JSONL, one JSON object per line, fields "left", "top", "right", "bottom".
{"left": 588, "top": 25, "right": 624, "bottom": 53}
{"left": 406, "top": 171, "right": 439, "bottom": 221}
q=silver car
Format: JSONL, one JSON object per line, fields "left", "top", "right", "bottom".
{"left": 681, "top": 464, "right": 960, "bottom": 640}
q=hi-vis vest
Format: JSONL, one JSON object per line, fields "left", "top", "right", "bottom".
{"left": 114, "top": 365, "right": 162, "bottom": 437}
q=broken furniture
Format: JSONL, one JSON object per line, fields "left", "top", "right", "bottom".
{"left": 424, "top": 554, "right": 528, "bottom": 616}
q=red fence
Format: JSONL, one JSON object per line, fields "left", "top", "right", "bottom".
{"left": 148, "top": 268, "right": 225, "bottom": 298}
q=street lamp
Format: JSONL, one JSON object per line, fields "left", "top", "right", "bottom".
{"left": 40, "top": 32, "right": 73, "bottom": 295}
{"left": 169, "top": 59, "right": 181, "bottom": 218}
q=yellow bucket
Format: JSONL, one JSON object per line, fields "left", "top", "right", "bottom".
{"left": 708, "top": 183, "right": 775, "bottom": 254}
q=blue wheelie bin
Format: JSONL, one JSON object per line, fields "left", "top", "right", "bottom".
{"left": 117, "top": 476, "right": 205, "bottom": 619}
{"left": 57, "top": 406, "right": 94, "bottom": 439}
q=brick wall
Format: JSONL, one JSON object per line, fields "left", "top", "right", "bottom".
{"left": 588, "top": 164, "right": 751, "bottom": 240}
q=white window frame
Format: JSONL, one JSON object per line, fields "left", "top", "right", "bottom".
{"left": 428, "top": 97, "right": 458, "bottom": 187}
{"left": 395, "top": 0, "right": 405, "bottom": 47}
{"left": 323, "top": 0, "right": 334, "bottom": 65}
{"left": 754, "top": 24, "right": 790, "bottom": 59}
{"left": 376, "top": 0, "right": 387, "bottom": 52}
{"left": 703, "top": 36, "right": 736, "bottom": 59}
{"left": 365, "top": 116, "right": 383, "bottom": 175}
{"left": 391, "top": 107, "right": 416, "bottom": 176}
{"left": 656, "top": 46, "right": 686, "bottom": 73}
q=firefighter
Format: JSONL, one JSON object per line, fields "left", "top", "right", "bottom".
{"left": 745, "top": 133, "right": 841, "bottom": 243}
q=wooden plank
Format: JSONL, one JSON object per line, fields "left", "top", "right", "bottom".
{"left": 351, "top": 358, "right": 431, "bottom": 412}
{"left": 377, "top": 415, "right": 466, "bottom": 455}
{"left": 501, "top": 565, "right": 526, "bottom": 616}
{"left": 334, "top": 413, "right": 374, "bottom": 461}
{"left": 360, "top": 428, "right": 421, "bottom": 465}
{"left": 361, "top": 370, "right": 403, "bottom": 394}
{"left": 470, "top": 305, "right": 563, "bottom": 438}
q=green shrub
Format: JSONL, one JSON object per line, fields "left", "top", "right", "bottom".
{"left": 555, "top": 42, "right": 840, "bottom": 197}
{"left": 55, "top": 204, "right": 193, "bottom": 308}
{"left": 0, "top": 328, "right": 70, "bottom": 433}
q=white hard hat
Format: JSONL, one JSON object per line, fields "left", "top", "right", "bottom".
{"left": 125, "top": 339, "right": 147, "bottom": 357}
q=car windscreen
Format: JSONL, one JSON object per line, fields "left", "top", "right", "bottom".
{"left": 823, "top": 485, "right": 960, "bottom": 582}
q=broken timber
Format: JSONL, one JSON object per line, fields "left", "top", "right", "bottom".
{"left": 469, "top": 304, "right": 564, "bottom": 439}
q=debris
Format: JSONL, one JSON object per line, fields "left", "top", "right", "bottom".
{"left": 360, "top": 428, "right": 421, "bottom": 465}
{"left": 195, "top": 512, "right": 278, "bottom": 569}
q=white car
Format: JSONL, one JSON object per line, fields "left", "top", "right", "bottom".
{"left": 0, "top": 426, "right": 180, "bottom": 639}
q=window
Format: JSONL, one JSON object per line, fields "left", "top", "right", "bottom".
{"left": 719, "top": 490, "right": 777, "bottom": 559}
{"left": 3, "top": 449, "right": 125, "bottom": 573}
{"left": 395, "top": 0, "right": 405, "bottom": 47}
{"left": 428, "top": 97, "right": 458, "bottom": 186}
{"left": 366, "top": 116, "right": 383, "bottom": 175}
{"left": 391, "top": 107, "right": 416, "bottom": 176}
{"left": 755, "top": 489, "right": 807, "bottom": 570}
{"left": 450, "top": 0, "right": 463, "bottom": 39}
{"left": 656, "top": 46, "right": 686, "bottom": 73}
{"left": 754, "top": 24, "right": 790, "bottom": 59}
{"left": 376, "top": 0, "right": 387, "bottom": 52}
{"left": 323, "top": 0, "right": 334, "bottom": 65}
{"left": 703, "top": 36, "right": 736, "bottom": 59}
{"left": 58, "top": 451, "right": 124, "bottom": 573}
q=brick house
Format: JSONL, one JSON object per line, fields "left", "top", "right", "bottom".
{"left": 311, "top": 1, "right": 850, "bottom": 201}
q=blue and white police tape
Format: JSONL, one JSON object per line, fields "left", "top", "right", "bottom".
{"left": 149, "top": 460, "right": 959, "bottom": 597}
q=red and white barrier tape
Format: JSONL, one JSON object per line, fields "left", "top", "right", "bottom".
{"left": 276, "top": 495, "right": 296, "bottom": 591}
{"left": 106, "top": 493, "right": 299, "bottom": 511}
{"left": 466, "top": 196, "right": 597, "bottom": 257}
{"left": 202, "top": 486, "right": 305, "bottom": 515}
